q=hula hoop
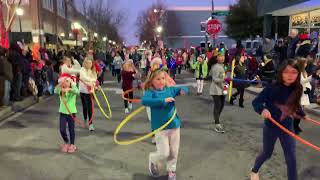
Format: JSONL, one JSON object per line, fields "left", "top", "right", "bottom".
{"left": 114, "top": 106, "right": 177, "bottom": 145}
{"left": 268, "top": 117, "right": 320, "bottom": 152}
{"left": 228, "top": 59, "right": 236, "bottom": 101}
{"left": 61, "top": 93, "right": 83, "bottom": 127}
{"left": 92, "top": 86, "right": 112, "bottom": 119}
{"left": 122, "top": 89, "right": 141, "bottom": 103}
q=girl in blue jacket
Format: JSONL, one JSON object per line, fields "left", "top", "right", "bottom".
{"left": 142, "top": 67, "right": 188, "bottom": 180}
{"left": 250, "top": 60, "right": 312, "bottom": 180}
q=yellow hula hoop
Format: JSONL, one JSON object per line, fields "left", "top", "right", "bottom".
{"left": 92, "top": 86, "right": 112, "bottom": 119}
{"left": 114, "top": 106, "right": 177, "bottom": 145}
{"left": 228, "top": 58, "right": 236, "bottom": 101}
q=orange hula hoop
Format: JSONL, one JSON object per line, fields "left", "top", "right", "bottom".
{"left": 268, "top": 117, "right": 320, "bottom": 152}
{"left": 122, "top": 88, "right": 141, "bottom": 103}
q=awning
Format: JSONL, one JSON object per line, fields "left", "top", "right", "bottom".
{"left": 8, "top": 32, "right": 32, "bottom": 44}
{"left": 269, "top": 0, "right": 320, "bottom": 16}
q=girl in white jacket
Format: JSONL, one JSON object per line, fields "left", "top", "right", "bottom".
{"left": 295, "top": 58, "right": 312, "bottom": 134}
{"left": 60, "top": 56, "right": 81, "bottom": 78}
{"left": 79, "top": 57, "right": 98, "bottom": 131}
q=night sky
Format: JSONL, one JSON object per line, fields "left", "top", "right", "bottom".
{"left": 75, "top": 0, "right": 235, "bottom": 45}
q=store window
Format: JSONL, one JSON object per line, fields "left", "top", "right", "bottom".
{"left": 42, "top": 0, "right": 53, "bottom": 11}
{"left": 57, "top": 0, "right": 66, "bottom": 18}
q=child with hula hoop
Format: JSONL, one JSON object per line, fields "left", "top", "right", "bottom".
{"left": 142, "top": 67, "right": 188, "bottom": 180}
{"left": 250, "top": 60, "right": 312, "bottom": 180}
{"left": 54, "top": 74, "right": 80, "bottom": 153}
{"left": 79, "top": 57, "right": 98, "bottom": 131}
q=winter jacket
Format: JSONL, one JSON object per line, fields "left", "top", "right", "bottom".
{"left": 287, "top": 37, "right": 299, "bottom": 58}
{"left": 113, "top": 56, "right": 123, "bottom": 70}
{"left": 210, "top": 63, "right": 225, "bottom": 95}
{"left": 300, "top": 74, "right": 312, "bottom": 106}
{"left": 121, "top": 70, "right": 135, "bottom": 90}
{"left": 192, "top": 62, "right": 208, "bottom": 79}
{"left": 0, "top": 56, "right": 13, "bottom": 81}
{"left": 79, "top": 68, "right": 97, "bottom": 94}
{"left": 296, "top": 40, "right": 311, "bottom": 58}
{"left": 141, "top": 86, "right": 188, "bottom": 131}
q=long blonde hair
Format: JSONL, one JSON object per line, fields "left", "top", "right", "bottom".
{"left": 83, "top": 57, "right": 96, "bottom": 71}
{"left": 144, "top": 69, "right": 167, "bottom": 90}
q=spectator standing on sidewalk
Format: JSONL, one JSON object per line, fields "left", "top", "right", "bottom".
{"left": 287, "top": 29, "right": 300, "bottom": 58}
{"left": 8, "top": 43, "right": 24, "bottom": 101}
{"left": 0, "top": 47, "right": 13, "bottom": 106}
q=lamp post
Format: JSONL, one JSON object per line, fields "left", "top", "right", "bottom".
{"left": 16, "top": 8, "right": 24, "bottom": 32}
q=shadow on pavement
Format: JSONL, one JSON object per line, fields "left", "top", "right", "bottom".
{"left": 0, "top": 120, "right": 27, "bottom": 129}
{"left": 132, "top": 173, "right": 167, "bottom": 180}
{"left": 299, "top": 166, "right": 320, "bottom": 180}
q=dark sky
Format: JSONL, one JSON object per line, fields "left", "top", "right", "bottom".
{"left": 75, "top": 0, "right": 235, "bottom": 45}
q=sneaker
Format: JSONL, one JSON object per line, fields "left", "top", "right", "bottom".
{"left": 250, "top": 172, "right": 259, "bottom": 180}
{"left": 151, "top": 136, "right": 156, "bottom": 144}
{"left": 60, "top": 144, "right": 69, "bottom": 153}
{"left": 89, "top": 124, "right": 95, "bottom": 131}
{"left": 148, "top": 160, "right": 159, "bottom": 177}
{"left": 67, "top": 144, "right": 77, "bottom": 153}
{"left": 128, "top": 103, "right": 133, "bottom": 110}
{"left": 125, "top": 108, "right": 129, "bottom": 114}
{"left": 168, "top": 171, "right": 176, "bottom": 180}
{"left": 214, "top": 124, "right": 225, "bottom": 133}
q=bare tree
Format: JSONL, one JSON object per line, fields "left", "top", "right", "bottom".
{"left": 0, "top": 0, "right": 22, "bottom": 48}
{"left": 81, "top": 0, "right": 126, "bottom": 43}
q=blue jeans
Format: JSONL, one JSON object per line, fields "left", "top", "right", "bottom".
{"left": 252, "top": 125, "right": 297, "bottom": 180}
{"left": 48, "top": 81, "right": 54, "bottom": 95}
{"left": 3, "top": 80, "right": 11, "bottom": 106}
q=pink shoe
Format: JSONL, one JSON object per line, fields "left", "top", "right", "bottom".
{"left": 60, "top": 144, "right": 70, "bottom": 153}
{"left": 67, "top": 144, "right": 77, "bottom": 153}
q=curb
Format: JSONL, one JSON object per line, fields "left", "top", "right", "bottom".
{"left": 245, "top": 88, "right": 320, "bottom": 117}
{"left": 0, "top": 96, "right": 51, "bottom": 122}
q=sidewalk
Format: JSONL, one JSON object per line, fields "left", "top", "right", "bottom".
{"left": 246, "top": 86, "right": 320, "bottom": 116}
{"left": 0, "top": 96, "right": 51, "bottom": 122}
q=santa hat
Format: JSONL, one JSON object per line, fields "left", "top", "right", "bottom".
{"left": 151, "top": 57, "right": 162, "bottom": 67}
{"left": 58, "top": 73, "right": 76, "bottom": 85}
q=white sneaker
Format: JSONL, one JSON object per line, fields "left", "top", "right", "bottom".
{"left": 214, "top": 124, "right": 225, "bottom": 133}
{"left": 89, "top": 124, "right": 95, "bottom": 131}
{"left": 151, "top": 136, "right": 156, "bottom": 144}
{"left": 128, "top": 103, "right": 133, "bottom": 110}
{"left": 125, "top": 108, "right": 129, "bottom": 114}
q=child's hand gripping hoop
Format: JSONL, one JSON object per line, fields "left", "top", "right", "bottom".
{"left": 122, "top": 88, "right": 141, "bottom": 103}
{"left": 114, "top": 106, "right": 177, "bottom": 145}
{"left": 92, "top": 86, "right": 112, "bottom": 120}
{"left": 268, "top": 117, "right": 320, "bottom": 152}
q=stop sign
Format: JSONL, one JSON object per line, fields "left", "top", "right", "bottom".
{"left": 207, "top": 19, "right": 222, "bottom": 36}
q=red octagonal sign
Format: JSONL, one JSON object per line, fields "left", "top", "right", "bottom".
{"left": 207, "top": 19, "right": 222, "bottom": 36}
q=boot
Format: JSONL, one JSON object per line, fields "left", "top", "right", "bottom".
{"left": 230, "top": 96, "right": 236, "bottom": 105}
{"left": 239, "top": 99, "right": 244, "bottom": 108}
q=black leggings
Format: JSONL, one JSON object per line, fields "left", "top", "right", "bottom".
{"left": 232, "top": 87, "right": 245, "bottom": 101}
{"left": 59, "top": 113, "right": 75, "bottom": 144}
{"left": 115, "top": 69, "right": 121, "bottom": 83}
{"left": 212, "top": 95, "right": 225, "bottom": 124}
{"left": 80, "top": 93, "right": 93, "bottom": 124}
{"left": 124, "top": 91, "right": 133, "bottom": 108}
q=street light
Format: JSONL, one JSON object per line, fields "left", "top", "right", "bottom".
{"left": 113, "top": 41, "right": 116, "bottom": 45}
{"left": 108, "top": 40, "right": 112, "bottom": 43}
{"left": 153, "top": 9, "right": 158, "bottom": 13}
{"left": 16, "top": 8, "right": 24, "bottom": 32}
{"left": 60, "top": 33, "right": 65, "bottom": 37}
{"left": 94, "top": 33, "right": 98, "bottom": 37}
{"left": 156, "top": 26, "right": 163, "bottom": 33}
{"left": 103, "top": 37, "right": 107, "bottom": 41}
